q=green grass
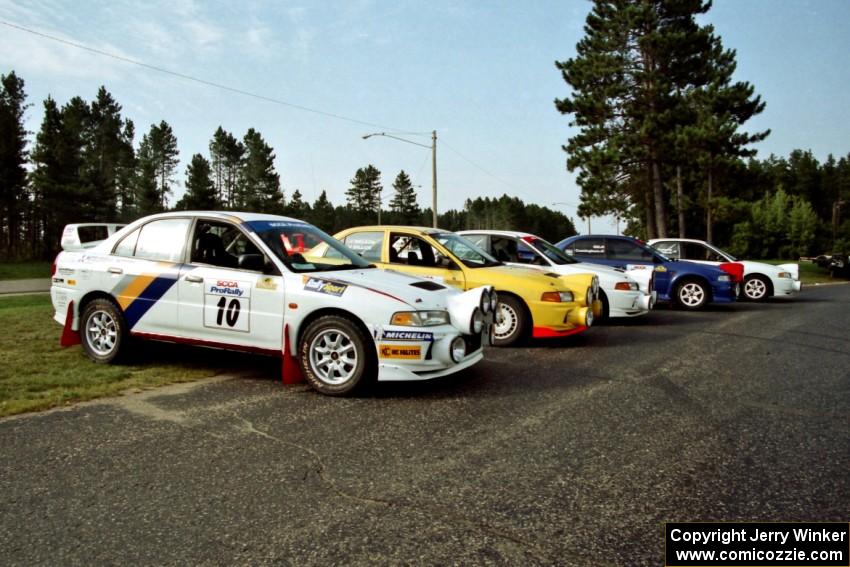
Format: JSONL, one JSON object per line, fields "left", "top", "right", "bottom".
{"left": 760, "top": 259, "right": 837, "bottom": 285}
{"left": 0, "top": 261, "right": 51, "bottom": 280}
{"left": 0, "top": 295, "right": 278, "bottom": 417}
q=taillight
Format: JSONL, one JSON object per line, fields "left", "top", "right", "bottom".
{"left": 719, "top": 262, "right": 744, "bottom": 282}
{"left": 51, "top": 255, "right": 58, "bottom": 276}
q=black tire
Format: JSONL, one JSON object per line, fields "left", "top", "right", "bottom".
{"left": 598, "top": 289, "right": 610, "bottom": 322}
{"left": 493, "top": 295, "right": 529, "bottom": 347}
{"left": 673, "top": 278, "right": 710, "bottom": 310}
{"left": 299, "top": 315, "right": 376, "bottom": 396}
{"left": 742, "top": 274, "right": 771, "bottom": 302}
{"left": 80, "top": 298, "right": 127, "bottom": 363}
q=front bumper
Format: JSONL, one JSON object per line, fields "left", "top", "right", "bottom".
{"left": 773, "top": 277, "right": 802, "bottom": 297}
{"left": 710, "top": 280, "right": 739, "bottom": 303}
{"left": 530, "top": 300, "right": 593, "bottom": 338}
{"left": 373, "top": 323, "right": 487, "bottom": 381}
{"left": 608, "top": 289, "right": 655, "bottom": 318}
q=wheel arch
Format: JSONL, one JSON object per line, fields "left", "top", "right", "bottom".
{"left": 294, "top": 307, "right": 374, "bottom": 358}
{"left": 748, "top": 273, "right": 774, "bottom": 297}
{"left": 78, "top": 290, "right": 123, "bottom": 319}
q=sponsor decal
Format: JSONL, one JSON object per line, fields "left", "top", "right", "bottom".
{"left": 303, "top": 276, "right": 347, "bottom": 297}
{"left": 381, "top": 330, "right": 434, "bottom": 342}
{"left": 626, "top": 264, "right": 649, "bottom": 270}
{"left": 52, "top": 277, "right": 64, "bottom": 284}
{"left": 58, "top": 268, "right": 75, "bottom": 276}
{"left": 256, "top": 277, "right": 278, "bottom": 291}
{"left": 654, "top": 266, "right": 668, "bottom": 272}
{"left": 379, "top": 344, "right": 422, "bottom": 359}
{"left": 206, "top": 279, "right": 251, "bottom": 298}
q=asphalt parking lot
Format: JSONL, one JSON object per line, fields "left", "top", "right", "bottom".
{"left": 1, "top": 284, "right": 848, "bottom": 566}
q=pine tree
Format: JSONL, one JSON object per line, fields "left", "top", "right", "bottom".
{"left": 0, "top": 71, "right": 29, "bottom": 257}
{"left": 209, "top": 126, "right": 244, "bottom": 207}
{"left": 310, "top": 190, "right": 335, "bottom": 231}
{"left": 286, "top": 189, "right": 310, "bottom": 220}
{"left": 30, "top": 97, "right": 68, "bottom": 257}
{"left": 555, "top": 0, "right": 742, "bottom": 238}
{"left": 175, "top": 154, "right": 218, "bottom": 210}
{"left": 389, "top": 170, "right": 420, "bottom": 223}
{"left": 241, "top": 128, "right": 283, "bottom": 213}
{"left": 345, "top": 165, "right": 382, "bottom": 220}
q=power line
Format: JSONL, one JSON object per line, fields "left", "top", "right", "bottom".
{"left": 0, "top": 19, "right": 413, "bottom": 132}
{"left": 440, "top": 138, "right": 538, "bottom": 202}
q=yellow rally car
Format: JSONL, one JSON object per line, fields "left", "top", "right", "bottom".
{"left": 329, "top": 226, "right": 600, "bottom": 346}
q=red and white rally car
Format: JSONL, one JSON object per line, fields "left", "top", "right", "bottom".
{"left": 51, "top": 212, "right": 495, "bottom": 395}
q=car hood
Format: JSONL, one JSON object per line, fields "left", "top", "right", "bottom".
{"left": 308, "top": 267, "right": 458, "bottom": 309}
{"left": 540, "top": 262, "right": 637, "bottom": 285}
{"left": 470, "top": 264, "right": 571, "bottom": 290}
{"left": 667, "top": 260, "right": 729, "bottom": 278}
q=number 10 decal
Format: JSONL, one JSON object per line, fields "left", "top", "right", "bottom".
{"left": 204, "top": 278, "right": 251, "bottom": 332}
{"left": 216, "top": 296, "right": 241, "bottom": 327}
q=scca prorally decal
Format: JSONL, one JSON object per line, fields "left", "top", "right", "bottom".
{"left": 206, "top": 279, "right": 251, "bottom": 298}
{"left": 303, "top": 277, "right": 347, "bottom": 297}
{"left": 381, "top": 330, "right": 434, "bottom": 342}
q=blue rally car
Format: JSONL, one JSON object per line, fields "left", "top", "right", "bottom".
{"left": 555, "top": 235, "right": 739, "bottom": 310}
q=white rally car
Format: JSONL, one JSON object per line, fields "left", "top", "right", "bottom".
{"left": 648, "top": 238, "right": 802, "bottom": 302}
{"left": 51, "top": 212, "right": 495, "bottom": 396}
{"left": 457, "top": 230, "right": 655, "bottom": 319}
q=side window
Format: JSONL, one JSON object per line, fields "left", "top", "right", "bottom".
{"left": 190, "top": 220, "right": 261, "bottom": 269}
{"left": 462, "top": 234, "right": 488, "bottom": 250}
{"left": 389, "top": 233, "right": 450, "bottom": 268}
{"left": 682, "top": 243, "right": 723, "bottom": 262}
{"left": 113, "top": 227, "right": 140, "bottom": 257}
{"left": 135, "top": 218, "right": 191, "bottom": 262}
{"left": 572, "top": 238, "right": 606, "bottom": 257}
{"left": 654, "top": 241, "right": 680, "bottom": 259}
{"left": 491, "top": 237, "right": 519, "bottom": 262}
{"left": 607, "top": 239, "right": 653, "bottom": 261}
{"left": 78, "top": 225, "right": 109, "bottom": 244}
{"left": 343, "top": 231, "right": 384, "bottom": 262}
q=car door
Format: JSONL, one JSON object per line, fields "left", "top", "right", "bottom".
{"left": 382, "top": 231, "right": 466, "bottom": 290}
{"left": 109, "top": 217, "right": 190, "bottom": 335}
{"left": 177, "top": 218, "right": 286, "bottom": 352}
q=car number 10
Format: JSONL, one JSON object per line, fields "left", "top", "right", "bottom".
{"left": 204, "top": 278, "right": 251, "bottom": 332}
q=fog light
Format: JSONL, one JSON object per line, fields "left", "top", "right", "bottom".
{"left": 490, "top": 290, "right": 498, "bottom": 312}
{"left": 585, "top": 307, "right": 594, "bottom": 327}
{"left": 592, "top": 276, "right": 599, "bottom": 296}
{"left": 451, "top": 336, "right": 466, "bottom": 362}
{"left": 471, "top": 308, "right": 484, "bottom": 334}
{"left": 585, "top": 287, "right": 593, "bottom": 307}
{"left": 479, "top": 289, "right": 491, "bottom": 314}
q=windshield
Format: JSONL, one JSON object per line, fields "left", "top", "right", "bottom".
{"left": 643, "top": 241, "right": 671, "bottom": 262}
{"left": 245, "top": 220, "right": 372, "bottom": 273}
{"left": 433, "top": 233, "right": 501, "bottom": 268}
{"left": 529, "top": 237, "right": 579, "bottom": 265}
{"left": 715, "top": 245, "right": 736, "bottom": 262}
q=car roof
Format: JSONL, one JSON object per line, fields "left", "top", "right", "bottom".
{"left": 647, "top": 238, "right": 710, "bottom": 245}
{"left": 456, "top": 229, "right": 536, "bottom": 238}
{"left": 145, "top": 211, "right": 307, "bottom": 223}
{"left": 344, "top": 225, "right": 451, "bottom": 234}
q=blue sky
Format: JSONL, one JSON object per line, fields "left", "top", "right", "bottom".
{"left": 1, "top": 0, "right": 848, "bottom": 233}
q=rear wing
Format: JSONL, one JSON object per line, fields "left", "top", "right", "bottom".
{"left": 61, "top": 223, "right": 126, "bottom": 251}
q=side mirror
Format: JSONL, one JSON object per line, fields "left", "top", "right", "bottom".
{"left": 238, "top": 253, "right": 266, "bottom": 272}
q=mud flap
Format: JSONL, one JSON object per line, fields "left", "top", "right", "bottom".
{"left": 281, "top": 324, "right": 304, "bottom": 385}
{"left": 60, "top": 300, "right": 81, "bottom": 347}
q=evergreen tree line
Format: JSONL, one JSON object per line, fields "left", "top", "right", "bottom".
{"left": 0, "top": 70, "right": 576, "bottom": 260}
{"left": 554, "top": 0, "right": 850, "bottom": 257}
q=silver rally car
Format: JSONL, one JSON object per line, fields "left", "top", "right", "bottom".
{"left": 51, "top": 212, "right": 495, "bottom": 395}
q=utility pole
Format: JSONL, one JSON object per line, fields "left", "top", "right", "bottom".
{"left": 833, "top": 200, "right": 847, "bottom": 249}
{"left": 431, "top": 130, "right": 438, "bottom": 228}
{"left": 362, "top": 131, "right": 438, "bottom": 228}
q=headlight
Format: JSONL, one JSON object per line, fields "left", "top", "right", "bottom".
{"left": 470, "top": 308, "right": 484, "bottom": 334}
{"left": 777, "top": 271, "right": 792, "bottom": 278}
{"left": 479, "top": 289, "right": 491, "bottom": 314}
{"left": 390, "top": 311, "right": 450, "bottom": 326}
{"left": 614, "top": 281, "right": 638, "bottom": 291}
{"left": 450, "top": 336, "right": 466, "bottom": 362}
{"left": 541, "top": 291, "right": 574, "bottom": 303}
{"left": 717, "top": 274, "right": 732, "bottom": 282}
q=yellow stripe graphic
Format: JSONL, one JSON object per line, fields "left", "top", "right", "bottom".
{"left": 117, "top": 274, "right": 157, "bottom": 310}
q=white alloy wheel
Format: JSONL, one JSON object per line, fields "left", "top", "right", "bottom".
{"left": 494, "top": 302, "right": 519, "bottom": 341}
{"left": 743, "top": 275, "right": 769, "bottom": 301}
{"left": 86, "top": 310, "right": 118, "bottom": 356}
{"left": 308, "top": 328, "right": 358, "bottom": 385}
{"left": 677, "top": 280, "right": 708, "bottom": 310}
